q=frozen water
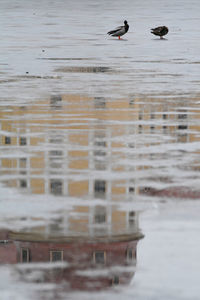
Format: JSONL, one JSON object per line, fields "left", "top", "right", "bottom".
{"left": 0, "top": 0, "right": 200, "bottom": 101}
{"left": 0, "top": 0, "right": 200, "bottom": 299}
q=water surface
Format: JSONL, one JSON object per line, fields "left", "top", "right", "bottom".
{"left": 1, "top": 1, "right": 200, "bottom": 299}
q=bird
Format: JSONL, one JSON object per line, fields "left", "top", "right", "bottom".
{"left": 151, "top": 26, "right": 169, "bottom": 39}
{"left": 107, "top": 20, "right": 129, "bottom": 40}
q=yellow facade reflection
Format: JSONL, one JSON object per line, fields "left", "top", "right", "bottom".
{"left": 1, "top": 93, "right": 199, "bottom": 238}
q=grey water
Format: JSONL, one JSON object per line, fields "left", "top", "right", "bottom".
{"left": 0, "top": 0, "right": 200, "bottom": 299}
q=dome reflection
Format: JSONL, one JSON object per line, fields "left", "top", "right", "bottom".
{"left": 0, "top": 224, "right": 143, "bottom": 291}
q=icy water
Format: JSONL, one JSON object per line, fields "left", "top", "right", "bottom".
{"left": 1, "top": 0, "right": 200, "bottom": 299}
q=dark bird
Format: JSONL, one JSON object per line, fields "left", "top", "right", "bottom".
{"left": 151, "top": 26, "right": 169, "bottom": 39}
{"left": 107, "top": 20, "right": 129, "bottom": 40}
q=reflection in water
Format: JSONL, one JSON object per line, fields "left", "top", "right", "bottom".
{"left": 50, "top": 94, "right": 62, "bottom": 110}
{"left": 1, "top": 94, "right": 200, "bottom": 196}
{"left": 0, "top": 93, "right": 200, "bottom": 198}
{"left": 54, "top": 66, "right": 112, "bottom": 73}
{"left": 0, "top": 226, "right": 141, "bottom": 291}
{"left": 0, "top": 92, "right": 200, "bottom": 295}
{"left": 0, "top": 93, "right": 146, "bottom": 293}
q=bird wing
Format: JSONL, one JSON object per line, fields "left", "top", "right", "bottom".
{"left": 114, "top": 25, "right": 123, "bottom": 31}
{"left": 107, "top": 25, "right": 123, "bottom": 35}
{"left": 151, "top": 26, "right": 163, "bottom": 33}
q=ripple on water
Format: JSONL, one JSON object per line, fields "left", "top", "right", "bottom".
{"left": 54, "top": 66, "right": 112, "bottom": 73}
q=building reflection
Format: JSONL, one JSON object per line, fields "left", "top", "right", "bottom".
{"left": 0, "top": 212, "right": 142, "bottom": 291}
{"left": 0, "top": 93, "right": 145, "bottom": 204}
{"left": 0, "top": 93, "right": 145, "bottom": 291}
{"left": 1, "top": 92, "right": 199, "bottom": 290}
{"left": 1, "top": 93, "right": 198, "bottom": 196}
{"left": 0, "top": 93, "right": 199, "bottom": 199}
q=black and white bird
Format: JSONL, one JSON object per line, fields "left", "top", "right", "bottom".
{"left": 151, "top": 26, "right": 169, "bottom": 39}
{"left": 107, "top": 20, "right": 129, "bottom": 39}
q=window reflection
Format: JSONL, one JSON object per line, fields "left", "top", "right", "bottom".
{"left": 5, "top": 136, "right": 11, "bottom": 144}
{"left": 50, "top": 250, "right": 63, "bottom": 262}
{"left": 150, "top": 125, "right": 155, "bottom": 133}
{"left": 129, "top": 211, "right": 136, "bottom": 227}
{"left": 94, "top": 141, "right": 106, "bottom": 157}
{"left": 93, "top": 130, "right": 107, "bottom": 171}
{"left": 50, "top": 95, "right": 62, "bottom": 110}
{"left": 150, "top": 111, "right": 155, "bottom": 119}
{"left": 94, "top": 131, "right": 106, "bottom": 157}
{"left": 162, "top": 113, "right": 167, "bottom": 120}
{"left": 19, "top": 158, "right": 27, "bottom": 168}
{"left": 21, "top": 248, "right": 30, "bottom": 263}
{"left": 163, "top": 125, "right": 167, "bottom": 134}
{"left": 94, "top": 97, "right": 106, "bottom": 109}
{"left": 20, "top": 179, "right": 27, "bottom": 188}
{"left": 112, "top": 276, "right": 120, "bottom": 285}
{"left": 93, "top": 251, "right": 106, "bottom": 265}
{"left": 19, "top": 158, "right": 27, "bottom": 175}
{"left": 50, "top": 179, "right": 63, "bottom": 195}
{"left": 129, "top": 186, "right": 135, "bottom": 193}
{"left": 94, "top": 161, "right": 106, "bottom": 170}
{"left": 94, "top": 206, "right": 106, "bottom": 224}
{"left": 49, "top": 138, "right": 63, "bottom": 144}
{"left": 49, "top": 150, "right": 63, "bottom": 157}
{"left": 178, "top": 113, "right": 187, "bottom": 119}
{"left": 178, "top": 125, "right": 188, "bottom": 130}
{"left": 138, "top": 125, "right": 143, "bottom": 134}
{"left": 126, "top": 248, "right": 136, "bottom": 264}
{"left": 49, "top": 150, "right": 63, "bottom": 171}
{"left": 20, "top": 137, "right": 27, "bottom": 146}
{"left": 94, "top": 180, "right": 106, "bottom": 197}
{"left": 139, "top": 110, "right": 143, "bottom": 120}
